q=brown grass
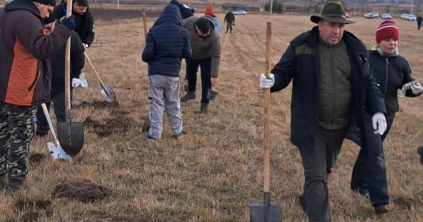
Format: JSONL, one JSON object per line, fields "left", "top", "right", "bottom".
{"left": 1, "top": 12, "right": 423, "bottom": 222}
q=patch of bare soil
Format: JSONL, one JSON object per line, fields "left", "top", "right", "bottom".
{"left": 20, "top": 210, "right": 39, "bottom": 222}
{"left": 74, "top": 100, "right": 120, "bottom": 109}
{"left": 14, "top": 196, "right": 52, "bottom": 210}
{"left": 28, "top": 153, "right": 47, "bottom": 167}
{"left": 393, "top": 197, "right": 421, "bottom": 210}
{"left": 51, "top": 179, "right": 110, "bottom": 203}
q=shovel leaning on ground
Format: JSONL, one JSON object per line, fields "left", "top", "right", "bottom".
{"left": 249, "top": 22, "right": 282, "bottom": 222}
{"left": 56, "top": 1, "right": 85, "bottom": 157}
{"left": 84, "top": 52, "right": 117, "bottom": 103}
{"left": 41, "top": 103, "right": 71, "bottom": 161}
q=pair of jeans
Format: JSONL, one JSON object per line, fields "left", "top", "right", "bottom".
{"left": 185, "top": 57, "right": 212, "bottom": 104}
{"left": 350, "top": 113, "right": 393, "bottom": 207}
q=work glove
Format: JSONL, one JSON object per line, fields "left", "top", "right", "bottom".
{"left": 101, "top": 89, "right": 113, "bottom": 103}
{"left": 410, "top": 82, "right": 423, "bottom": 95}
{"left": 259, "top": 73, "right": 275, "bottom": 89}
{"left": 372, "top": 112, "right": 387, "bottom": 135}
{"left": 61, "top": 15, "right": 76, "bottom": 31}
{"left": 79, "top": 73, "right": 88, "bottom": 88}
{"left": 71, "top": 78, "right": 81, "bottom": 88}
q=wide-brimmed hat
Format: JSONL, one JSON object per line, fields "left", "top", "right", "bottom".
{"left": 310, "top": 2, "right": 355, "bottom": 24}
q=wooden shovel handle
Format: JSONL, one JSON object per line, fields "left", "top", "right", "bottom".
{"left": 84, "top": 52, "right": 105, "bottom": 85}
{"left": 263, "top": 22, "right": 272, "bottom": 193}
{"left": 142, "top": 12, "right": 147, "bottom": 40}
{"left": 64, "top": 0, "right": 73, "bottom": 110}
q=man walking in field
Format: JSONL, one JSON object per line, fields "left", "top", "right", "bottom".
{"left": 417, "top": 16, "right": 422, "bottom": 30}
{"left": 180, "top": 16, "right": 221, "bottom": 114}
{"left": 259, "top": 2, "right": 389, "bottom": 221}
{"left": 142, "top": 4, "right": 191, "bottom": 141}
{"left": 0, "top": 0, "right": 75, "bottom": 193}
{"left": 224, "top": 9, "right": 235, "bottom": 33}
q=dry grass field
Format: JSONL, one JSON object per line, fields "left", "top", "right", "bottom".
{"left": 1, "top": 9, "right": 423, "bottom": 222}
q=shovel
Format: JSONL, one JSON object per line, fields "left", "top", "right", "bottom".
{"left": 57, "top": 1, "right": 84, "bottom": 157}
{"left": 84, "top": 52, "right": 117, "bottom": 103}
{"left": 250, "top": 22, "right": 282, "bottom": 222}
{"left": 41, "top": 103, "right": 72, "bottom": 161}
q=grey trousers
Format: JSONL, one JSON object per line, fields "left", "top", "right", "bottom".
{"left": 299, "top": 126, "right": 347, "bottom": 222}
{"left": 148, "top": 75, "right": 182, "bottom": 139}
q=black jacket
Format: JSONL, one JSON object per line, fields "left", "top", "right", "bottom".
{"left": 53, "top": 0, "right": 95, "bottom": 46}
{"left": 270, "top": 27, "right": 386, "bottom": 150}
{"left": 51, "top": 30, "right": 85, "bottom": 94}
{"left": 369, "top": 50, "right": 419, "bottom": 114}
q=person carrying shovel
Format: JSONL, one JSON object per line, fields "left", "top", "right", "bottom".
{"left": 258, "top": 2, "right": 389, "bottom": 220}
{"left": 34, "top": 13, "right": 86, "bottom": 139}
{"left": 0, "top": 0, "right": 76, "bottom": 193}
{"left": 141, "top": 3, "right": 191, "bottom": 141}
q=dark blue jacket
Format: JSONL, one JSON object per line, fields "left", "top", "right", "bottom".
{"left": 142, "top": 4, "right": 191, "bottom": 77}
{"left": 270, "top": 27, "right": 386, "bottom": 150}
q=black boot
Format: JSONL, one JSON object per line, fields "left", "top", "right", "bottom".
{"left": 200, "top": 103, "right": 208, "bottom": 114}
{"left": 0, "top": 174, "right": 6, "bottom": 191}
{"left": 181, "top": 92, "right": 196, "bottom": 102}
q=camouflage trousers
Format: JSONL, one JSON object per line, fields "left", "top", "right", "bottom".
{"left": 0, "top": 102, "right": 36, "bottom": 180}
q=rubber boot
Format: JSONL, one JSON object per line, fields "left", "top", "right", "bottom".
{"left": 200, "top": 103, "right": 208, "bottom": 114}
{"left": 7, "top": 178, "right": 24, "bottom": 194}
{"left": 0, "top": 174, "right": 7, "bottom": 191}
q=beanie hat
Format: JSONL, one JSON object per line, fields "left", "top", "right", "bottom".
{"left": 32, "top": 0, "right": 57, "bottom": 7}
{"left": 375, "top": 20, "right": 399, "bottom": 43}
{"left": 204, "top": 5, "right": 215, "bottom": 17}
{"left": 43, "top": 13, "right": 56, "bottom": 25}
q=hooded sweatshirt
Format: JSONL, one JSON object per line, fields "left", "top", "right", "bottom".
{"left": 0, "top": 0, "right": 70, "bottom": 106}
{"left": 53, "top": 0, "right": 95, "bottom": 46}
{"left": 183, "top": 16, "right": 221, "bottom": 77}
{"left": 142, "top": 4, "right": 191, "bottom": 77}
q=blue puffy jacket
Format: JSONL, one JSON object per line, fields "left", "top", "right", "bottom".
{"left": 142, "top": 4, "right": 192, "bottom": 77}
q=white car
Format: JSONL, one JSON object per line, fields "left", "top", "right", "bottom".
{"left": 233, "top": 10, "right": 247, "bottom": 15}
{"left": 381, "top": 13, "right": 392, "bottom": 19}
{"left": 401, "top": 14, "right": 416, "bottom": 21}
{"left": 364, "top": 12, "right": 379, "bottom": 19}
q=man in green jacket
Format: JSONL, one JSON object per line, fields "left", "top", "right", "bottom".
{"left": 224, "top": 9, "right": 235, "bottom": 33}
{"left": 181, "top": 16, "right": 221, "bottom": 114}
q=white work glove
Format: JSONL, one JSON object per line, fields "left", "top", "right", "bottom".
{"left": 259, "top": 73, "right": 275, "bottom": 89}
{"left": 101, "top": 89, "right": 113, "bottom": 103}
{"left": 79, "top": 73, "right": 88, "bottom": 88}
{"left": 372, "top": 112, "right": 387, "bottom": 135}
{"left": 410, "top": 82, "right": 423, "bottom": 95}
{"left": 71, "top": 78, "right": 82, "bottom": 88}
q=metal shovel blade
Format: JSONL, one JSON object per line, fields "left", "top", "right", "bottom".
{"left": 250, "top": 193, "right": 282, "bottom": 222}
{"left": 101, "top": 84, "right": 116, "bottom": 103}
{"left": 56, "top": 121, "right": 84, "bottom": 157}
{"left": 47, "top": 142, "right": 72, "bottom": 161}
{"left": 206, "top": 88, "right": 218, "bottom": 101}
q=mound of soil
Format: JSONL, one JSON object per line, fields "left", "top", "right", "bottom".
{"left": 28, "top": 153, "right": 47, "bottom": 167}
{"left": 51, "top": 180, "right": 110, "bottom": 203}
{"left": 14, "top": 197, "right": 52, "bottom": 210}
{"left": 74, "top": 100, "right": 119, "bottom": 109}
{"left": 393, "top": 197, "right": 420, "bottom": 210}
{"left": 20, "top": 210, "right": 39, "bottom": 222}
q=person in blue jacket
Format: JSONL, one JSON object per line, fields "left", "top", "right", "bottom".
{"left": 204, "top": 5, "right": 221, "bottom": 34}
{"left": 142, "top": 4, "right": 192, "bottom": 141}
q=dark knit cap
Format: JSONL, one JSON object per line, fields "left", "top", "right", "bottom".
{"left": 43, "top": 13, "right": 56, "bottom": 24}
{"left": 32, "top": 0, "right": 56, "bottom": 6}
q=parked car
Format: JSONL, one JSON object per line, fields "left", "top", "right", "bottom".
{"left": 345, "top": 12, "right": 350, "bottom": 18}
{"left": 381, "top": 13, "right": 392, "bottom": 19}
{"left": 401, "top": 13, "right": 417, "bottom": 21}
{"left": 364, "top": 12, "right": 379, "bottom": 19}
{"left": 233, "top": 10, "right": 247, "bottom": 15}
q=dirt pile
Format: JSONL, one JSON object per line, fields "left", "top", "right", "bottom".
{"left": 51, "top": 179, "right": 110, "bottom": 203}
